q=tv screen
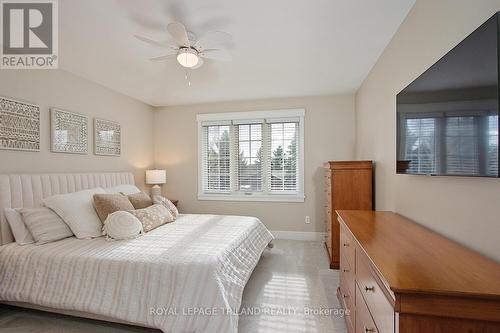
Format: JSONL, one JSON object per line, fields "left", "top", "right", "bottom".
{"left": 396, "top": 13, "right": 499, "bottom": 177}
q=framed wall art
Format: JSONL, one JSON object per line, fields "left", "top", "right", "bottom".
{"left": 50, "top": 108, "right": 88, "bottom": 154}
{"left": 0, "top": 96, "right": 40, "bottom": 152}
{"left": 94, "top": 118, "right": 121, "bottom": 156}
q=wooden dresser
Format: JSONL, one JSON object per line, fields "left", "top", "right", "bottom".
{"left": 337, "top": 210, "right": 500, "bottom": 333}
{"left": 324, "top": 161, "right": 373, "bottom": 269}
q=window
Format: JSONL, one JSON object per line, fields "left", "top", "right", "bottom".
{"left": 269, "top": 122, "right": 298, "bottom": 192}
{"left": 205, "top": 125, "right": 231, "bottom": 192}
{"left": 198, "top": 109, "right": 305, "bottom": 202}
{"left": 237, "top": 123, "right": 263, "bottom": 192}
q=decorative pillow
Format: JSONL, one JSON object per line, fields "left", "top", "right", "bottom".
{"left": 128, "top": 204, "right": 174, "bottom": 232}
{"left": 4, "top": 208, "right": 35, "bottom": 245}
{"left": 106, "top": 184, "right": 141, "bottom": 195}
{"left": 127, "top": 192, "right": 153, "bottom": 209}
{"left": 43, "top": 187, "right": 106, "bottom": 239}
{"left": 153, "top": 195, "right": 179, "bottom": 219}
{"left": 93, "top": 193, "right": 134, "bottom": 222}
{"left": 20, "top": 207, "right": 73, "bottom": 245}
{"left": 103, "top": 211, "right": 143, "bottom": 240}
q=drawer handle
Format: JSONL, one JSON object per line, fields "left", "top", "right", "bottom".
{"left": 343, "top": 243, "right": 349, "bottom": 247}
{"left": 342, "top": 269, "right": 349, "bottom": 273}
{"left": 342, "top": 294, "right": 349, "bottom": 298}
{"left": 364, "top": 327, "right": 375, "bottom": 333}
{"left": 364, "top": 286, "right": 375, "bottom": 292}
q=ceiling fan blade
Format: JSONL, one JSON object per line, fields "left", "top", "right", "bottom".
{"left": 195, "top": 31, "right": 232, "bottom": 50}
{"left": 200, "top": 49, "right": 232, "bottom": 62}
{"left": 150, "top": 53, "right": 176, "bottom": 61}
{"left": 191, "top": 57, "right": 204, "bottom": 69}
{"left": 167, "top": 22, "right": 190, "bottom": 47}
{"left": 134, "top": 35, "right": 175, "bottom": 49}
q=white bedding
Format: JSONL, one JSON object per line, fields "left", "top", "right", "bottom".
{"left": 0, "top": 214, "right": 274, "bottom": 333}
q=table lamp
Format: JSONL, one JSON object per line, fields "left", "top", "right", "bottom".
{"left": 146, "top": 169, "right": 166, "bottom": 197}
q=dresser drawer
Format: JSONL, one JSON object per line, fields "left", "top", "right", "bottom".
{"left": 356, "top": 250, "right": 394, "bottom": 333}
{"left": 326, "top": 222, "right": 332, "bottom": 253}
{"left": 324, "top": 171, "right": 331, "bottom": 183}
{"left": 325, "top": 197, "right": 331, "bottom": 211}
{"left": 339, "top": 276, "right": 355, "bottom": 333}
{"left": 326, "top": 243, "right": 332, "bottom": 259}
{"left": 340, "top": 252, "right": 356, "bottom": 299}
{"left": 340, "top": 222, "right": 355, "bottom": 269}
{"left": 324, "top": 178, "right": 331, "bottom": 189}
{"left": 356, "top": 283, "right": 379, "bottom": 333}
{"left": 326, "top": 207, "right": 332, "bottom": 221}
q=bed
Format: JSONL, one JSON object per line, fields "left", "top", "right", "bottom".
{"left": 0, "top": 172, "right": 274, "bottom": 333}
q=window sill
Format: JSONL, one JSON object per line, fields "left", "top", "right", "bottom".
{"left": 197, "top": 193, "right": 305, "bottom": 203}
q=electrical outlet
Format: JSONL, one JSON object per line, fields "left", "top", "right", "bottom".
{"left": 305, "top": 216, "right": 311, "bottom": 224}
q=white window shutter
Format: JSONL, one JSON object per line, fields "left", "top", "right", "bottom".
{"left": 198, "top": 109, "right": 304, "bottom": 202}
{"left": 201, "top": 125, "right": 231, "bottom": 192}
{"left": 235, "top": 123, "right": 263, "bottom": 192}
{"left": 267, "top": 122, "right": 299, "bottom": 193}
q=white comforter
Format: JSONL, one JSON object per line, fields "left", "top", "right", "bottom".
{"left": 0, "top": 214, "right": 274, "bottom": 333}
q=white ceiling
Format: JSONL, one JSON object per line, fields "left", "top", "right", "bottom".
{"left": 59, "top": 0, "right": 415, "bottom": 107}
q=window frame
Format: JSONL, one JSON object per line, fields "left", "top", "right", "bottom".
{"left": 197, "top": 109, "right": 305, "bottom": 202}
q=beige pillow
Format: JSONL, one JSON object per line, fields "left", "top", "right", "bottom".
{"left": 127, "top": 192, "right": 153, "bottom": 209}
{"left": 93, "top": 193, "right": 135, "bottom": 222}
{"left": 128, "top": 204, "right": 174, "bottom": 232}
{"left": 153, "top": 195, "right": 179, "bottom": 219}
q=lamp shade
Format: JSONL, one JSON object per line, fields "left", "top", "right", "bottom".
{"left": 177, "top": 48, "right": 199, "bottom": 68}
{"left": 146, "top": 169, "right": 166, "bottom": 185}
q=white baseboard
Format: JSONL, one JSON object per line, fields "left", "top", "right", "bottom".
{"left": 270, "top": 230, "right": 326, "bottom": 242}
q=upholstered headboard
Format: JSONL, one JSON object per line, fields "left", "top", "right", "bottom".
{"left": 0, "top": 172, "right": 135, "bottom": 246}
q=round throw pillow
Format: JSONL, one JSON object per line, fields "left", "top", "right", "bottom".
{"left": 103, "top": 211, "right": 143, "bottom": 240}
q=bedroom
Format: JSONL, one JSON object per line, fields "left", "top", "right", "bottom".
{"left": 0, "top": 0, "right": 499, "bottom": 332}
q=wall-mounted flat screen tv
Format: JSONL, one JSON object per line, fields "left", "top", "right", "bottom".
{"left": 396, "top": 13, "right": 499, "bottom": 177}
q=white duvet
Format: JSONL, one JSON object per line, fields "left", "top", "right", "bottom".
{"left": 0, "top": 214, "right": 274, "bottom": 333}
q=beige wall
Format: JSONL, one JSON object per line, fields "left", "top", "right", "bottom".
{"left": 0, "top": 69, "right": 155, "bottom": 187}
{"left": 356, "top": 0, "right": 500, "bottom": 261}
{"left": 154, "top": 95, "right": 355, "bottom": 233}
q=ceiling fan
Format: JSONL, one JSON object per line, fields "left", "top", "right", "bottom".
{"left": 134, "top": 22, "right": 232, "bottom": 70}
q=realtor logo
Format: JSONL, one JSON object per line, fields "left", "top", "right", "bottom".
{"left": 1, "top": 0, "right": 58, "bottom": 69}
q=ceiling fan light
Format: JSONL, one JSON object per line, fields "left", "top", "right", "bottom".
{"left": 177, "top": 48, "right": 199, "bottom": 68}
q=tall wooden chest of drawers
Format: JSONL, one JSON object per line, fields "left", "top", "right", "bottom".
{"left": 324, "top": 161, "right": 373, "bottom": 269}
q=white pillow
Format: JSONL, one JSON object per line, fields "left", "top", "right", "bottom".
{"left": 43, "top": 188, "right": 106, "bottom": 239}
{"left": 105, "top": 184, "right": 140, "bottom": 195}
{"left": 21, "top": 207, "right": 73, "bottom": 245}
{"left": 103, "top": 211, "right": 143, "bottom": 240}
{"left": 4, "top": 208, "right": 35, "bottom": 245}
